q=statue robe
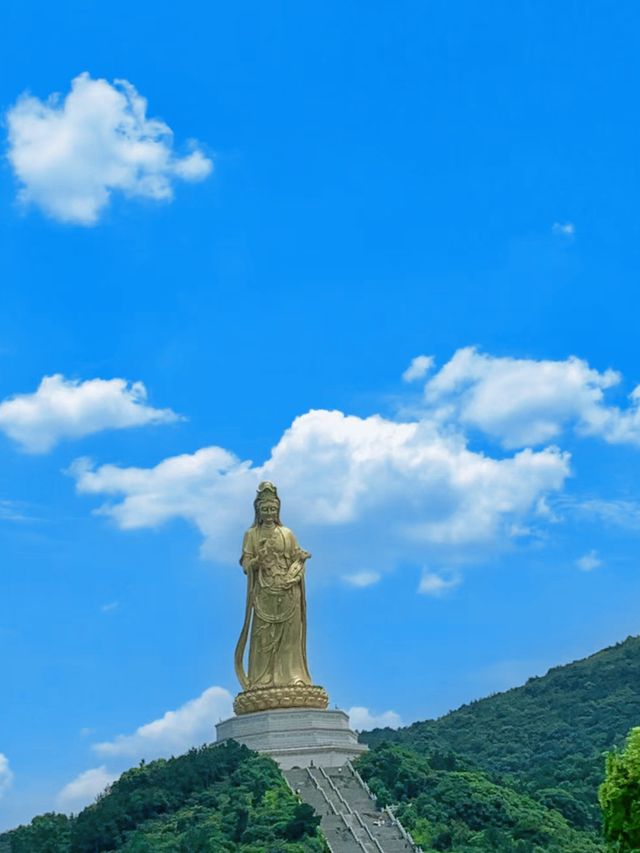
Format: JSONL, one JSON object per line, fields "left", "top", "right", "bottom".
{"left": 238, "top": 525, "right": 312, "bottom": 689}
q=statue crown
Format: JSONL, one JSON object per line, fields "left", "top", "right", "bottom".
{"left": 256, "top": 481, "right": 279, "bottom": 501}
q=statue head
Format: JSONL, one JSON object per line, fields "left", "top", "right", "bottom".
{"left": 252, "top": 481, "right": 282, "bottom": 527}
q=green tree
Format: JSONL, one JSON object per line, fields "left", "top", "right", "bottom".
{"left": 599, "top": 726, "right": 640, "bottom": 851}
{"left": 3, "top": 813, "right": 72, "bottom": 853}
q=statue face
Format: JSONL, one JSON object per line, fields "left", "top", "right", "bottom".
{"left": 257, "top": 500, "right": 279, "bottom": 525}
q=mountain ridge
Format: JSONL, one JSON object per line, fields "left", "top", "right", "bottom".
{"left": 358, "top": 634, "right": 640, "bottom": 843}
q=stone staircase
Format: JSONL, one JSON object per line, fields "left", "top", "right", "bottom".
{"left": 284, "top": 761, "right": 422, "bottom": 853}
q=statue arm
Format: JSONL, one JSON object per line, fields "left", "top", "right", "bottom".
{"left": 240, "top": 530, "right": 258, "bottom": 575}
{"left": 286, "top": 528, "right": 311, "bottom": 562}
{"left": 282, "top": 528, "right": 311, "bottom": 585}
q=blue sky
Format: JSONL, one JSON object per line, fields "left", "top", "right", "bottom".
{"left": 2, "top": 0, "right": 640, "bottom": 829}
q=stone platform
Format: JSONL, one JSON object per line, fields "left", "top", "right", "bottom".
{"left": 216, "top": 707, "right": 367, "bottom": 769}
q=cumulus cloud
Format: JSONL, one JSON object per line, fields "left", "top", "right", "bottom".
{"left": 6, "top": 72, "right": 212, "bottom": 225}
{"left": 70, "top": 408, "right": 570, "bottom": 575}
{"left": 0, "top": 754, "right": 13, "bottom": 798}
{"left": 0, "top": 374, "right": 180, "bottom": 453}
{"left": 57, "top": 766, "right": 117, "bottom": 812}
{"left": 418, "top": 569, "right": 460, "bottom": 596}
{"left": 64, "top": 348, "right": 640, "bottom": 585}
{"left": 342, "top": 571, "right": 381, "bottom": 588}
{"left": 423, "top": 347, "right": 640, "bottom": 448}
{"left": 576, "top": 550, "right": 602, "bottom": 572}
{"left": 348, "top": 707, "right": 402, "bottom": 731}
{"left": 402, "top": 355, "right": 434, "bottom": 383}
{"left": 93, "top": 686, "right": 233, "bottom": 761}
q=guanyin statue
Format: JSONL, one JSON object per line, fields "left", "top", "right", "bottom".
{"left": 233, "top": 481, "right": 328, "bottom": 715}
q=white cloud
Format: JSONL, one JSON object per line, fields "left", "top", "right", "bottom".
{"left": 0, "top": 374, "right": 180, "bottom": 453}
{"left": 552, "top": 221, "right": 575, "bottom": 236}
{"left": 65, "top": 348, "right": 640, "bottom": 586}
{"left": 0, "top": 754, "right": 13, "bottom": 798}
{"left": 101, "top": 601, "right": 119, "bottom": 613}
{"left": 576, "top": 550, "right": 602, "bottom": 572}
{"left": 418, "top": 569, "right": 460, "bottom": 596}
{"left": 402, "top": 355, "right": 434, "bottom": 383}
{"left": 6, "top": 72, "right": 212, "bottom": 225}
{"left": 342, "top": 571, "right": 381, "bottom": 588}
{"left": 423, "top": 347, "right": 640, "bottom": 449}
{"left": 93, "top": 686, "right": 233, "bottom": 761}
{"left": 70, "top": 408, "right": 570, "bottom": 576}
{"left": 57, "top": 766, "right": 116, "bottom": 812}
{"left": 348, "top": 706, "right": 402, "bottom": 731}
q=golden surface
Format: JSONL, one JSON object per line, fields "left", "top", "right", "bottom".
{"left": 234, "top": 482, "right": 328, "bottom": 714}
{"left": 233, "top": 684, "right": 329, "bottom": 715}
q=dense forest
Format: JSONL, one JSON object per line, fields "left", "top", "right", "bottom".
{"left": 3, "top": 636, "right": 639, "bottom": 852}
{"left": 0, "top": 741, "right": 324, "bottom": 852}
{"left": 356, "top": 744, "right": 602, "bottom": 852}
{"left": 358, "top": 635, "right": 640, "bottom": 851}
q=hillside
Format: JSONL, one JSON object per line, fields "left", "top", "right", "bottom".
{"left": 355, "top": 744, "right": 603, "bottom": 852}
{"left": 0, "top": 741, "right": 324, "bottom": 852}
{"left": 360, "top": 635, "right": 640, "bottom": 835}
{"left": 4, "top": 637, "right": 640, "bottom": 852}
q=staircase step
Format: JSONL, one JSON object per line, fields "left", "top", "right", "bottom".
{"left": 284, "top": 763, "right": 422, "bottom": 853}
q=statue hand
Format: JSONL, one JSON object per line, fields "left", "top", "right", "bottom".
{"left": 284, "top": 560, "right": 306, "bottom": 585}
{"left": 242, "top": 555, "right": 259, "bottom": 574}
{"left": 295, "top": 548, "right": 311, "bottom": 561}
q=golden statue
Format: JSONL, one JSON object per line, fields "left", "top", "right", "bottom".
{"left": 233, "top": 482, "right": 328, "bottom": 715}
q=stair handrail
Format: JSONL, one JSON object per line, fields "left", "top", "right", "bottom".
{"left": 338, "top": 811, "right": 369, "bottom": 853}
{"left": 319, "top": 766, "right": 353, "bottom": 814}
{"left": 306, "top": 767, "right": 337, "bottom": 815}
{"left": 311, "top": 767, "right": 343, "bottom": 816}
{"left": 283, "top": 772, "right": 338, "bottom": 853}
{"left": 353, "top": 810, "right": 385, "bottom": 853}
{"left": 384, "top": 805, "right": 424, "bottom": 852}
{"left": 345, "top": 759, "right": 377, "bottom": 801}
{"left": 343, "top": 761, "right": 424, "bottom": 851}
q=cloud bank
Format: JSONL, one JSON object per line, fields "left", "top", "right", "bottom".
{"left": 59, "top": 348, "right": 640, "bottom": 586}
{"left": 93, "top": 686, "right": 233, "bottom": 761}
{"left": 423, "top": 347, "right": 640, "bottom": 448}
{"left": 57, "top": 766, "right": 116, "bottom": 813}
{"left": 0, "top": 374, "right": 180, "bottom": 453}
{"left": 6, "top": 72, "right": 212, "bottom": 225}
{"left": 71, "top": 408, "right": 569, "bottom": 577}
{"left": 60, "top": 690, "right": 394, "bottom": 814}
{"left": 57, "top": 688, "right": 232, "bottom": 814}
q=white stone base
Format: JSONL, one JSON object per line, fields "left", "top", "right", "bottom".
{"left": 216, "top": 707, "right": 367, "bottom": 769}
